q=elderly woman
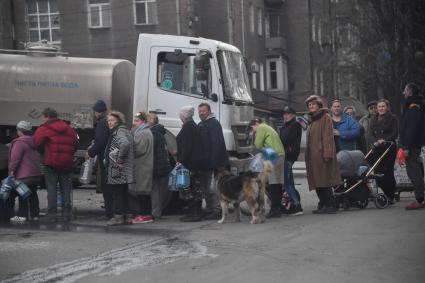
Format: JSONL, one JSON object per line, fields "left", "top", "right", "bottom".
{"left": 369, "top": 99, "right": 398, "bottom": 203}
{"left": 176, "top": 106, "right": 206, "bottom": 222}
{"left": 127, "top": 112, "right": 154, "bottom": 224}
{"left": 104, "top": 111, "right": 134, "bottom": 225}
{"left": 7, "top": 121, "right": 42, "bottom": 222}
{"left": 147, "top": 113, "right": 171, "bottom": 220}
{"left": 305, "top": 95, "right": 341, "bottom": 214}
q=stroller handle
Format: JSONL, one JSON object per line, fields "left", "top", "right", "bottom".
{"left": 365, "top": 141, "right": 394, "bottom": 159}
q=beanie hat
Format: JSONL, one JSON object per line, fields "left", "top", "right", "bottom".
{"left": 93, "top": 100, "right": 107, "bottom": 113}
{"left": 16, "top": 121, "right": 32, "bottom": 132}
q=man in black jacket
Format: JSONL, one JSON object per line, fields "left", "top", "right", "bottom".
{"left": 86, "top": 100, "right": 113, "bottom": 219}
{"left": 400, "top": 83, "right": 425, "bottom": 210}
{"left": 279, "top": 106, "right": 304, "bottom": 215}
{"left": 198, "top": 103, "right": 229, "bottom": 220}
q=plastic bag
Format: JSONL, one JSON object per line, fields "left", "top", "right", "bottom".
{"left": 168, "top": 167, "right": 178, "bottom": 191}
{"left": 249, "top": 153, "right": 264, "bottom": 172}
{"left": 397, "top": 148, "right": 406, "bottom": 166}
{"left": 262, "top": 147, "right": 278, "bottom": 164}
{"left": 79, "top": 157, "right": 96, "bottom": 184}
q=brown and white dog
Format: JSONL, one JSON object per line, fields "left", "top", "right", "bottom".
{"left": 216, "top": 161, "right": 273, "bottom": 224}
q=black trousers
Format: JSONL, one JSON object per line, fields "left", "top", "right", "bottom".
{"left": 370, "top": 144, "right": 397, "bottom": 201}
{"left": 267, "top": 184, "right": 283, "bottom": 210}
{"left": 111, "top": 184, "right": 128, "bottom": 216}
{"left": 99, "top": 161, "right": 114, "bottom": 218}
{"left": 315, "top": 187, "right": 335, "bottom": 207}
{"left": 128, "top": 193, "right": 152, "bottom": 215}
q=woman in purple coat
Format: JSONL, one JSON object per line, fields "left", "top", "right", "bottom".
{"left": 8, "top": 121, "right": 43, "bottom": 222}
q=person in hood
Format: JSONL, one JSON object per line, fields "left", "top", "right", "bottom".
{"left": 33, "top": 108, "right": 79, "bottom": 221}
{"left": 400, "top": 83, "right": 425, "bottom": 210}
{"left": 147, "top": 113, "right": 171, "bottom": 219}
{"left": 197, "top": 103, "right": 229, "bottom": 220}
{"left": 8, "top": 121, "right": 42, "bottom": 223}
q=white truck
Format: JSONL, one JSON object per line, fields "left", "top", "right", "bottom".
{"left": 0, "top": 34, "right": 254, "bottom": 176}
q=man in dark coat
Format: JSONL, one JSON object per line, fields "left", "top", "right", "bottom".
{"left": 400, "top": 83, "right": 425, "bottom": 210}
{"left": 198, "top": 103, "right": 229, "bottom": 220}
{"left": 86, "top": 100, "right": 113, "bottom": 219}
{"left": 279, "top": 106, "right": 303, "bottom": 215}
{"left": 33, "top": 107, "right": 78, "bottom": 221}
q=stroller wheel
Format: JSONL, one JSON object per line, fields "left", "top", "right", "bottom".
{"left": 374, "top": 193, "right": 388, "bottom": 209}
{"left": 356, "top": 199, "right": 369, "bottom": 209}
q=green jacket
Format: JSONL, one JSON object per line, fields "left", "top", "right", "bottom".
{"left": 254, "top": 123, "right": 285, "bottom": 156}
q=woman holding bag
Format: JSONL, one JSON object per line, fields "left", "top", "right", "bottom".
{"left": 8, "top": 121, "right": 42, "bottom": 223}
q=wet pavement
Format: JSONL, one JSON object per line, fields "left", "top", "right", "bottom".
{"left": 1, "top": 179, "right": 424, "bottom": 283}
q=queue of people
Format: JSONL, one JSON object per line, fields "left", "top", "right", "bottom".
{"left": 3, "top": 82, "right": 424, "bottom": 225}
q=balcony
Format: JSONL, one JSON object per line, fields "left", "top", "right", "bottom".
{"left": 265, "top": 36, "right": 287, "bottom": 53}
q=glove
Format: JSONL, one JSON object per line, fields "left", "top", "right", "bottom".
{"left": 397, "top": 148, "right": 406, "bottom": 166}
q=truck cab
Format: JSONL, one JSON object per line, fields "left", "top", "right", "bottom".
{"left": 133, "top": 34, "right": 254, "bottom": 173}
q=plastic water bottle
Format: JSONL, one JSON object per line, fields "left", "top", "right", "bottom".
{"left": 176, "top": 166, "right": 190, "bottom": 189}
{"left": 56, "top": 183, "right": 62, "bottom": 208}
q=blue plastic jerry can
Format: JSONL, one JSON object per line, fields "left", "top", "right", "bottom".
{"left": 176, "top": 166, "right": 190, "bottom": 189}
{"left": 262, "top": 147, "right": 278, "bottom": 164}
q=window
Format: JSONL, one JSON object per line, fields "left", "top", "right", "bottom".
{"left": 249, "top": 3, "right": 254, "bottom": 34}
{"left": 88, "top": 0, "right": 111, "bottom": 28}
{"left": 266, "top": 57, "right": 287, "bottom": 91}
{"left": 251, "top": 62, "right": 258, "bottom": 89}
{"left": 257, "top": 8, "right": 263, "bottom": 36}
{"left": 259, "top": 63, "right": 264, "bottom": 91}
{"left": 134, "top": 0, "right": 157, "bottom": 25}
{"left": 157, "top": 52, "right": 211, "bottom": 98}
{"left": 269, "top": 14, "right": 281, "bottom": 37}
{"left": 27, "top": 0, "right": 60, "bottom": 43}
{"left": 311, "top": 15, "right": 316, "bottom": 42}
{"left": 265, "top": 14, "right": 270, "bottom": 38}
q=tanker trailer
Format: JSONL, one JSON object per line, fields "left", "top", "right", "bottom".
{"left": 0, "top": 52, "right": 135, "bottom": 176}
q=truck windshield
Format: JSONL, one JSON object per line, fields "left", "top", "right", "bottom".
{"left": 217, "top": 50, "right": 253, "bottom": 104}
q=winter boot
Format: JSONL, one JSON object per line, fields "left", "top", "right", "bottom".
{"left": 180, "top": 200, "right": 203, "bottom": 222}
{"left": 106, "top": 215, "right": 125, "bottom": 226}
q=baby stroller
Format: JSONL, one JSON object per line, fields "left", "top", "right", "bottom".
{"left": 334, "top": 143, "right": 393, "bottom": 210}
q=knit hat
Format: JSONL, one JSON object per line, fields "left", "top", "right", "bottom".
{"left": 282, "top": 106, "right": 296, "bottom": 114}
{"left": 16, "top": 121, "right": 32, "bottom": 132}
{"left": 93, "top": 100, "right": 107, "bottom": 113}
{"left": 305, "top": 95, "right": 323, "bottom": 108}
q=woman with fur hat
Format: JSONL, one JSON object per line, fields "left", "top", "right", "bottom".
{"left": 304, "top": 95, "right": 341, "bottom": 214}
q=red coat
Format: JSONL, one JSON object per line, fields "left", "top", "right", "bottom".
{"left": 33, "top": 119, "right": 78, "bottom": 172}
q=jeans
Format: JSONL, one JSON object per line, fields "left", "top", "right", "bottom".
{"left": 44, "top": 167, "right": 73, "bottom": 216}
{"left": 199, "top": 170, "right": 219, "bottom": 213}
{"left": 283, "top": 160, "right": 300, "bottom": 205}
{"left": 406, "top": 147, "right": 425, "bottom": 202}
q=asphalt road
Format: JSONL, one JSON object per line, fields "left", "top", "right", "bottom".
{"left": 0, "top": 176, "right": 424, "bottom": 283}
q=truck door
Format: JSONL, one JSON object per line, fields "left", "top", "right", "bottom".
{"left": 148, "top": 47, "right": 219, "bottom": 136}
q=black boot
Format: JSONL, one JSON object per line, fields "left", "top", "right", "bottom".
{"left": 180, "top": 200, "right": 203, "bottom": 222}
{"left": 266, "top": 184, "right": 282, "bottom": 218}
